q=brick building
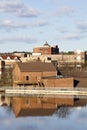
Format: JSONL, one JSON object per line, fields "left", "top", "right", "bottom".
{"left": 33, "top": 42, "right": 59, "bottom": 55}
{"left": 0, "top": 54, "right": 20, "bottom": 67}
{"left": 0, "top": 54, "right": 20, "bottom": 81}
{"left": 13, "top": 62, "right": 73, "bottom": 87}
{"left": 13, "top": 62, "right": 57, "bottom": 86}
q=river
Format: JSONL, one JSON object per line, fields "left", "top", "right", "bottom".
{"left": 0, "top": 94, "right": 87, "bottom": 130}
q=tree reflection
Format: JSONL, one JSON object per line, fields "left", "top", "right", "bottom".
{"left": 5, "top": 106, "right": 13, "bottom": 115}
{"left": 0, "top": 95, "right": 13, "bottom": 115}
{"left": 55, "top": 106, "right": 71, "bottom": 118}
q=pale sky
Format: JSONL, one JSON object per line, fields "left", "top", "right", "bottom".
{"left": 0, "top": 0, "right": 87, "bottom": 52}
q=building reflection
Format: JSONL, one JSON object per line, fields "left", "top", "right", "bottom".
{"left": 0, "top": 94, "right": 87, "bottom": 118}
{"left": 11, "top": 96, "right": 87, "bottom": 117}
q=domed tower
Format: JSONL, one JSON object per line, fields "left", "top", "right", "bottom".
{"left": 43, "top": 41, "right": 51, "bottom": 47}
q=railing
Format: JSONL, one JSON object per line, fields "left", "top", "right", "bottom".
{"left": 0, "top": 86, "right": 87, "bottom": 96}
{"left": 1, "top": 86, "right": 87, "bottom": 91}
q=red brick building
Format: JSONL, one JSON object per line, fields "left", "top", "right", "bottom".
{"left": 13, "top": 62, "right": 57, "bottom": 86}
{"left": 13, "top": 62, "right": 73, "bottom": 88}
{"left": 33, "top": 42, "right": 59, "bottom": 55}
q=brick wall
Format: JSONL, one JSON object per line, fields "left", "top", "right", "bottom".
{"left": 33, "top": 47, "right": 52, "bottom": 55}
{"left": 43, "top": 77, "right": 74, "bottom": 88}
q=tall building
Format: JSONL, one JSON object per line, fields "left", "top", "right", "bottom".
{"left": 33, "top": 42, "right": 59, "bottom": 55}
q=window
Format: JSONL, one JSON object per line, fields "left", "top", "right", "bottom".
{"left": 26, "top": 76, "right": 29, "bottom": 80}
{"left": 26, "top": 99, "right": 29, "bottom": 105}
{"left": 47, "top": 57, "right": 51, "bottom": 60}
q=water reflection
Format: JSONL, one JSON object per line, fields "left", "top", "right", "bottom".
{"left": 0, "top": 94, "right": 87, "bottom": 118}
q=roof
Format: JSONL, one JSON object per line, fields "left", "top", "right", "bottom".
{"left": 0, "top": 54, "right": 20, "bottom": 60}
{"left": 43, "top": 41, "right": 51, "bottom": 47}
{"left": 17, "top": 62, "right": 56, "bottom": 72}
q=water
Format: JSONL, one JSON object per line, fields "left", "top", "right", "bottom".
{"left": 0, "top": 94, "right": 87, "bottom": 130}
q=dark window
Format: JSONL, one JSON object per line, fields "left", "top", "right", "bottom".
{"left": 26, "top": 99, "right": 29, "bottom": 105}
{"left": 24, "top": 53, "right": 27, "bottom": 57}
{"left": 47, "top": 57, "right": 51, "bottom": 60}
{"left": 26, "top": 76, "right": 29, "bottom": 80}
